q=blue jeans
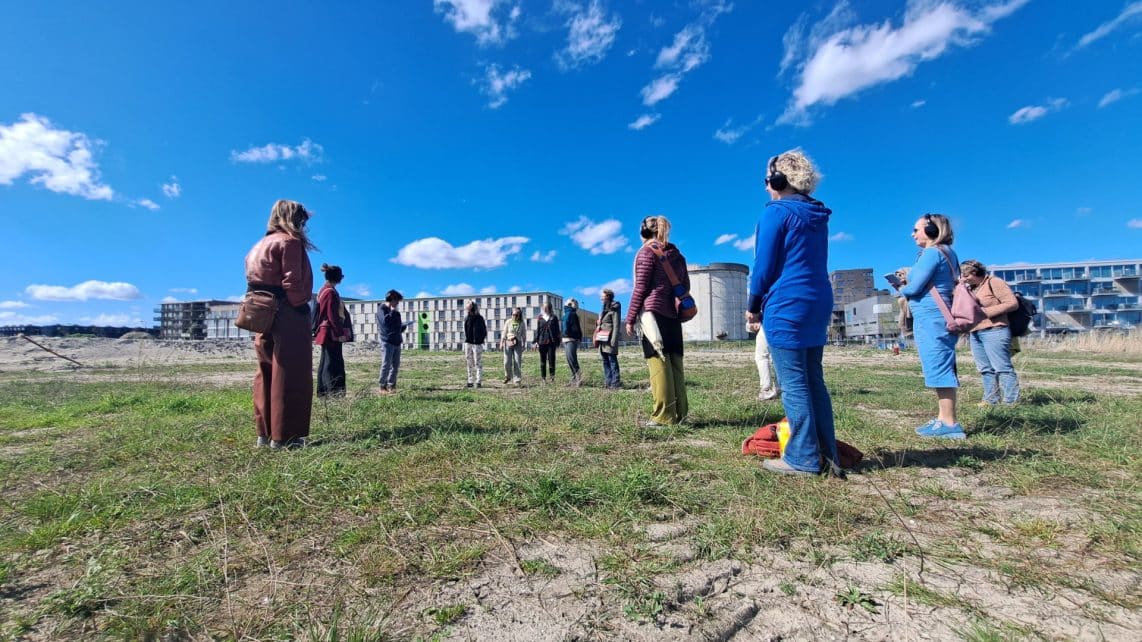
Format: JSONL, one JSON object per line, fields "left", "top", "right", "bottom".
{"left": 770, "top": 345, "right": 838, "bottom": 473}
{"left": 379, "top": 343, "right": 401, "bottom": 387}
{"left": 969, "top": 326, "right": 1020, "bottom": 404}
{"left": 600, "top": 349, "right": 620, "bottom": 388}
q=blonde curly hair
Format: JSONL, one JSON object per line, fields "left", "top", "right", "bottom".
{"left": 769, "top": 149, "right": 821, "bottom": 194}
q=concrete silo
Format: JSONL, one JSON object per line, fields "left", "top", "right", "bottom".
{"left": 684, "top": 263, "right": 749, "bottom": 342}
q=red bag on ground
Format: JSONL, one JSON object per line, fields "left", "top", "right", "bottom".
{"left": 741, "top": 419, "right": 864, "bottom": 470}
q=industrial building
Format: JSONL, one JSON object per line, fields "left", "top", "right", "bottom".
{"left": 844, "top": 294, "right": 901, "bottom": 342}
{"left": 829, "top": 268, "right": 877, "bottom": 340}
{"left": 684, "top": 263, "right": 749, "bottom": 341}
{"left": 154, "top": 300, "right": 232, "bottom": 339}
{"left": 989, "top": 259, "right": 1141, "bottom": 331}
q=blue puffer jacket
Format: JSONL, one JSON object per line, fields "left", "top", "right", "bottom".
{"left": 747, "top": 194, "right": 833, "bottom": 349}
{"left": 562, "top": 305, "right": 583, "bottom": 341}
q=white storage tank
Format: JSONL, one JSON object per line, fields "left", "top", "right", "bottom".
{"left": 684, "top": 263, "right": 749, "bottom": 341}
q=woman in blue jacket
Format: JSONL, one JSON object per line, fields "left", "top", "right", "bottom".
{"left": 747, "top": 149, "right": 839, "bottom": 476}
{"left": 897, "top": 214, "right": 964, "bottom": 439}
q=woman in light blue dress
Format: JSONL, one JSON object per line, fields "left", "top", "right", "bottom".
{"left": 897, "top": 213, "right": 964, "bottom": 440}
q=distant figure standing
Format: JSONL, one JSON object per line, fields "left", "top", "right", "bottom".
{"left": 960, "top": 260, "right": 1021, "bottom": 406}
{"left": 535, "top": 302, "right": 562, "bottom": 383}
{"left": 748, "top": 320, "right": 780, "bottom": 401}
{"left": 897, "top": 213, "right": 963, "bottom": 439}
{"left": 748, "top": 150, "right": 838, "bottom": 476}
{"left": 625, "top": 215, "right": 689, "bottom": 427}
{"left": 562, "top": 298, "right": 583, "bottom": 386}
{"left": 245, "top": 199, "right": 314, "bottom": 449}
{"left": 501, "top": 307, "right": 526, "bottom": 385}
{"left": 596, "top": 288, "right": 622, "bottom": 390}
{"left": 463, "top": 300, "right": 487, "bottom": 388}
{"left": 377, "top": 289, "right": 405, "bottom": 393}
{"left": 314, "top": 263, "right": 350, "bottom": 397}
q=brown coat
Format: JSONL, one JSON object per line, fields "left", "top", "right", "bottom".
{"left": 244, "top": 231, "right": 313, "bottom": 307}
{"left": 968, "top": 276, "right": 1018, "bottom": 332}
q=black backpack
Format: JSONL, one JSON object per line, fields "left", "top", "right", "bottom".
{"left": 1007, "top": 293, "right": 1036, "bottom": 337}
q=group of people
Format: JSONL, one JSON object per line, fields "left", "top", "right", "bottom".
{"left": 244, "top": 149, "right": 1023, "bottom": 472}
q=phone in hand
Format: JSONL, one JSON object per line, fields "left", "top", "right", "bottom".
{"left": 883, "top": 273, "right": 904, "bottom": 289}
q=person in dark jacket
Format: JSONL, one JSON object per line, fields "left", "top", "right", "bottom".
{"left": 562, "top": 298, "right": 584, "bottom": 386}
{"left": 534, "top": 302, "right": 562, "bottom": 383}
{"left": 314, "top": 263, "right": 350, "bottom": 397}
{"left": 748, "top": 149, "right": 839, "bottom": 476}
{"left": 596, "top": 288, "right": 622, "bottom": 389}
{"left": 377, "top": 289, "right": 405, "bottom": 392}
{"left": 463, "top": 300, "right": 487, "bottom": 388}
{"left": 245, "top": 199, "right": 314, "bottom": 449}
{"left": 625, "top": 215, "right": 689, "bottom": 426}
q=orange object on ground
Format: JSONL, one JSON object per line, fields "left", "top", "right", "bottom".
{"left": 741, "top": 417, "right": 865, "bottom": 470}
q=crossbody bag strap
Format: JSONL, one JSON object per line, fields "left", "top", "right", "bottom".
{"left": 648, "top": 242, "right": 685, "bottom": 289}
{"left": 929, "top": 245, "right": 958, "bottom": 325}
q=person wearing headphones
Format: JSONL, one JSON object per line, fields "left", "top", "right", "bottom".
{"left": 895, "top": 213, "right": 964, "bottom": 439}
{"left": 747, "top": 149, "right": 839, "bottom": 476}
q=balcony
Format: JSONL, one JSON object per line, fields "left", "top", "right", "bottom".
{"left": 1042, "top": 290, "right": 1073, "bottom": 297}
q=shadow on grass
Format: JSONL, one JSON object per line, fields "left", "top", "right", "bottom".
{"left": 970, "top": 412, "right": 1085, "bottom": 436}
{"left": 1019, "top": 389, "right": 1098, "bottom": 406}
{"left": 860, "top": 446, "right": 1039, "bottom": 471}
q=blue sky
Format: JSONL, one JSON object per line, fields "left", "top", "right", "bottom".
{"left": 2, "top": 0, "right": 1140, "bottom": 326}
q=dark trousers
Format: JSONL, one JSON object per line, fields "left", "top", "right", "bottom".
{"left": 563, "top": 341, "right": 581, "bottom": 378}
{"left": 317, "top": 341, "right": 345, "bottom": 397}
{"left": 538, "top": 344, "right": 557, "bottom": 378}
{"left": 254, "top": 305, "right": 312, "bottom": 443}
{"left": 600, "top": 350, "right": 621, "bottom": 388}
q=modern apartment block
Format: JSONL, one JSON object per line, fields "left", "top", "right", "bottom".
{"left": 989, "top": 259, "right": 1142, "bottom": 331}
{"left": 154, "top": 300, "right": 233, "bottom": 339}
{"left": 829, "top": 268, "right": 877, "bottom": 339}
{"left": 844, "top": 294, "right": 901, "bottom": 341}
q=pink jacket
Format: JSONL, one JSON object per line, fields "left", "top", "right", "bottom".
{"left": 244, "top": 231, "right": 313, "bottom": 308}
{"left": 968, "top": 276, "right": 1018, "bottom": 332}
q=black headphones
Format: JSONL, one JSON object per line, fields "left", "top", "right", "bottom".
{"left": 766, "top": 155, "right": 789, "bottom": 192}
{"left": 922, "top": 213, "right": 939, "bottom": 240}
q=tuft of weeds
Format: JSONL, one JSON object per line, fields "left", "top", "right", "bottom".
{"left": 835, "top": 585, "right": 880, "bottom": 614}
{"left": 424, "top": 604, "right": 466, "bottom": 627}
{"left": 520, "top": 559, "right": 561, "bottom": 578}
{"left": 850, "top": 530, "right": 911, "bottom": 563}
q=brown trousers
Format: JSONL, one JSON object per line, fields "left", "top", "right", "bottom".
{"left": 254, "top": 304, "right": 313, "bottom": 442}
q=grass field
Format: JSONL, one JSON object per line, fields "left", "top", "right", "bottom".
{"left": 0, "top": 337, "right": 1139, "bottom": 640}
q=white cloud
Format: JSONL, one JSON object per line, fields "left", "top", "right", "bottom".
{"left": 415, "top": 291, "right": 435, "bottom": 299}
{"left": 1006, "top": 218, "right": 1029, "bottom": 229}
{"left": 577, "top": 278, "right": 632, "bottom": 297}
{"left": 0, "top": 300, "right": 30, "bottom": 309}
{"left": 161, "top": 176, "right": 181, "bottom": 198}
{"left": 161, "top": 296, "right": 181, "bottom": 304}
{"left": 230, "top": 139, "right": 323, "bottom": 163}
{"left": 829, "top": 232, "right": 854, "bottom": 242}
{"left": 79, "top": 313, "right": 145, "bottom": 327}
{"left": 478, "top": 64, "right": 532, "bottom": 109}
{"left": 345, "top": 284, "right": 372, "bottom": 298}
{"left": 0, "top": 113, "right": 114, "bottom": 200}
{"left": 25, "top": 280, "right": 143, "bottom": 302}
{"left": 556, "top": 1, "right": 621, "bottom": 70}
{"left": 1008, "top": 98, "right": 1067, "bottom": 125}
{"left": 628, "top": 113, "right": 661, "bottom": 130}
{"left": 391, "top": 236, "right": 529, "bottom": 269}
{"left": 560, "top": 216, "right": 630, "bottom": 255}
{"left": 434, "top": 0, "right": 520, "bottom": 46}
{"left": 713, "top": 115, "right": 763, "bottom": 144}
{"left": 1076, "top": 206, "right": 1093, "bottom": 215}
{"left": 480, "top": 285, "right": 497, "bottom": 294}
{"left": 530, "top": 250, "right": 557, "bottom": 263}
{"left": 136, "top": 198, "right": 160, "bottom": 211}
{"left": 170, "top": 287, "right": 198, "bottom": 295}
{"left": 714, "top": 233, "right": 738, "bottom": 245}
{"left": 779, "top": 1, "right": 1029, "bottom": 124}
{"left": 1098, "top": 87, "right": 1141, "bottom": 108}
{"left": 733, "top": 237, "right": 754, "bottom": 252}
{"left": 1075, "top": 2, "right": 1142, "bottom": 50}
{"left": 911, "top": 99, "right": 927, "bottom": 108}
{"left": 635, "top": 2, "right": 731, "bottom": 110}
{"left": 311, "top": 174, "right": 328, "bottom": 182}
{"left": 1127, "top": 219, "right": 1142, "bottom": 229}
{"left": 0, "top": 310, "right": 59, "bottom": 325}
{"left": 441, "top": 283, "right": 477, "bottom": 296}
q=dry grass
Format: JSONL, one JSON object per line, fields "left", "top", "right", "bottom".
{"left": 1027, "top": 329, "right": 1142, "bottom": 355}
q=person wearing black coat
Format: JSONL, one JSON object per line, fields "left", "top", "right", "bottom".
{"left": 463, "top": 300, "right": 487, "bottom": 388}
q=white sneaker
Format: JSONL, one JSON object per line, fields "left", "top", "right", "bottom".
{"left": 758, "top": 388, "right": 780, "bottom": 401}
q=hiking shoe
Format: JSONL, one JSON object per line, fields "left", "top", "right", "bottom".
{"left": 503, "top": 377, "right": 510, "bottom": 383}
{"left": 475, "top": 382, "right": 482, "bottom": 388}
{"left": 762, "top": 458, "right": 818, "bottom": 476}
{"left": 256, "top": 436, "right": 270, "bottom": 448}
{"left": 918, "top": 421, "right": 966, "bottom": 440}
{"left": 914, "top": 418, "right": 940, "bottom": 435}
{"left": 466, "top": 382, "right": 473, "bottom": 388}
{"left": 286, "top": 437, "right": 307, "bottom": 449}
{"left": 269, "top": 439, "right": 286, "bottom": 449}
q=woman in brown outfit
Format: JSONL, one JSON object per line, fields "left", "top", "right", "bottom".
{"left": 960, "top": 260, "right": 1021, "bottom": 406}
{"left": 245, "top": 200, "right": 315, "bottom": 448}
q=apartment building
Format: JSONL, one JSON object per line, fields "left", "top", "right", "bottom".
{"left": 989, "top": 259, "right": 1141, "bottom": 331}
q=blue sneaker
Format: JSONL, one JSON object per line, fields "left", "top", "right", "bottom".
{"left": 914, "top": 418, "right": 940, "bottom": 435}
{"left": 919, "top": 421, "right": 966, "bottom": 440}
